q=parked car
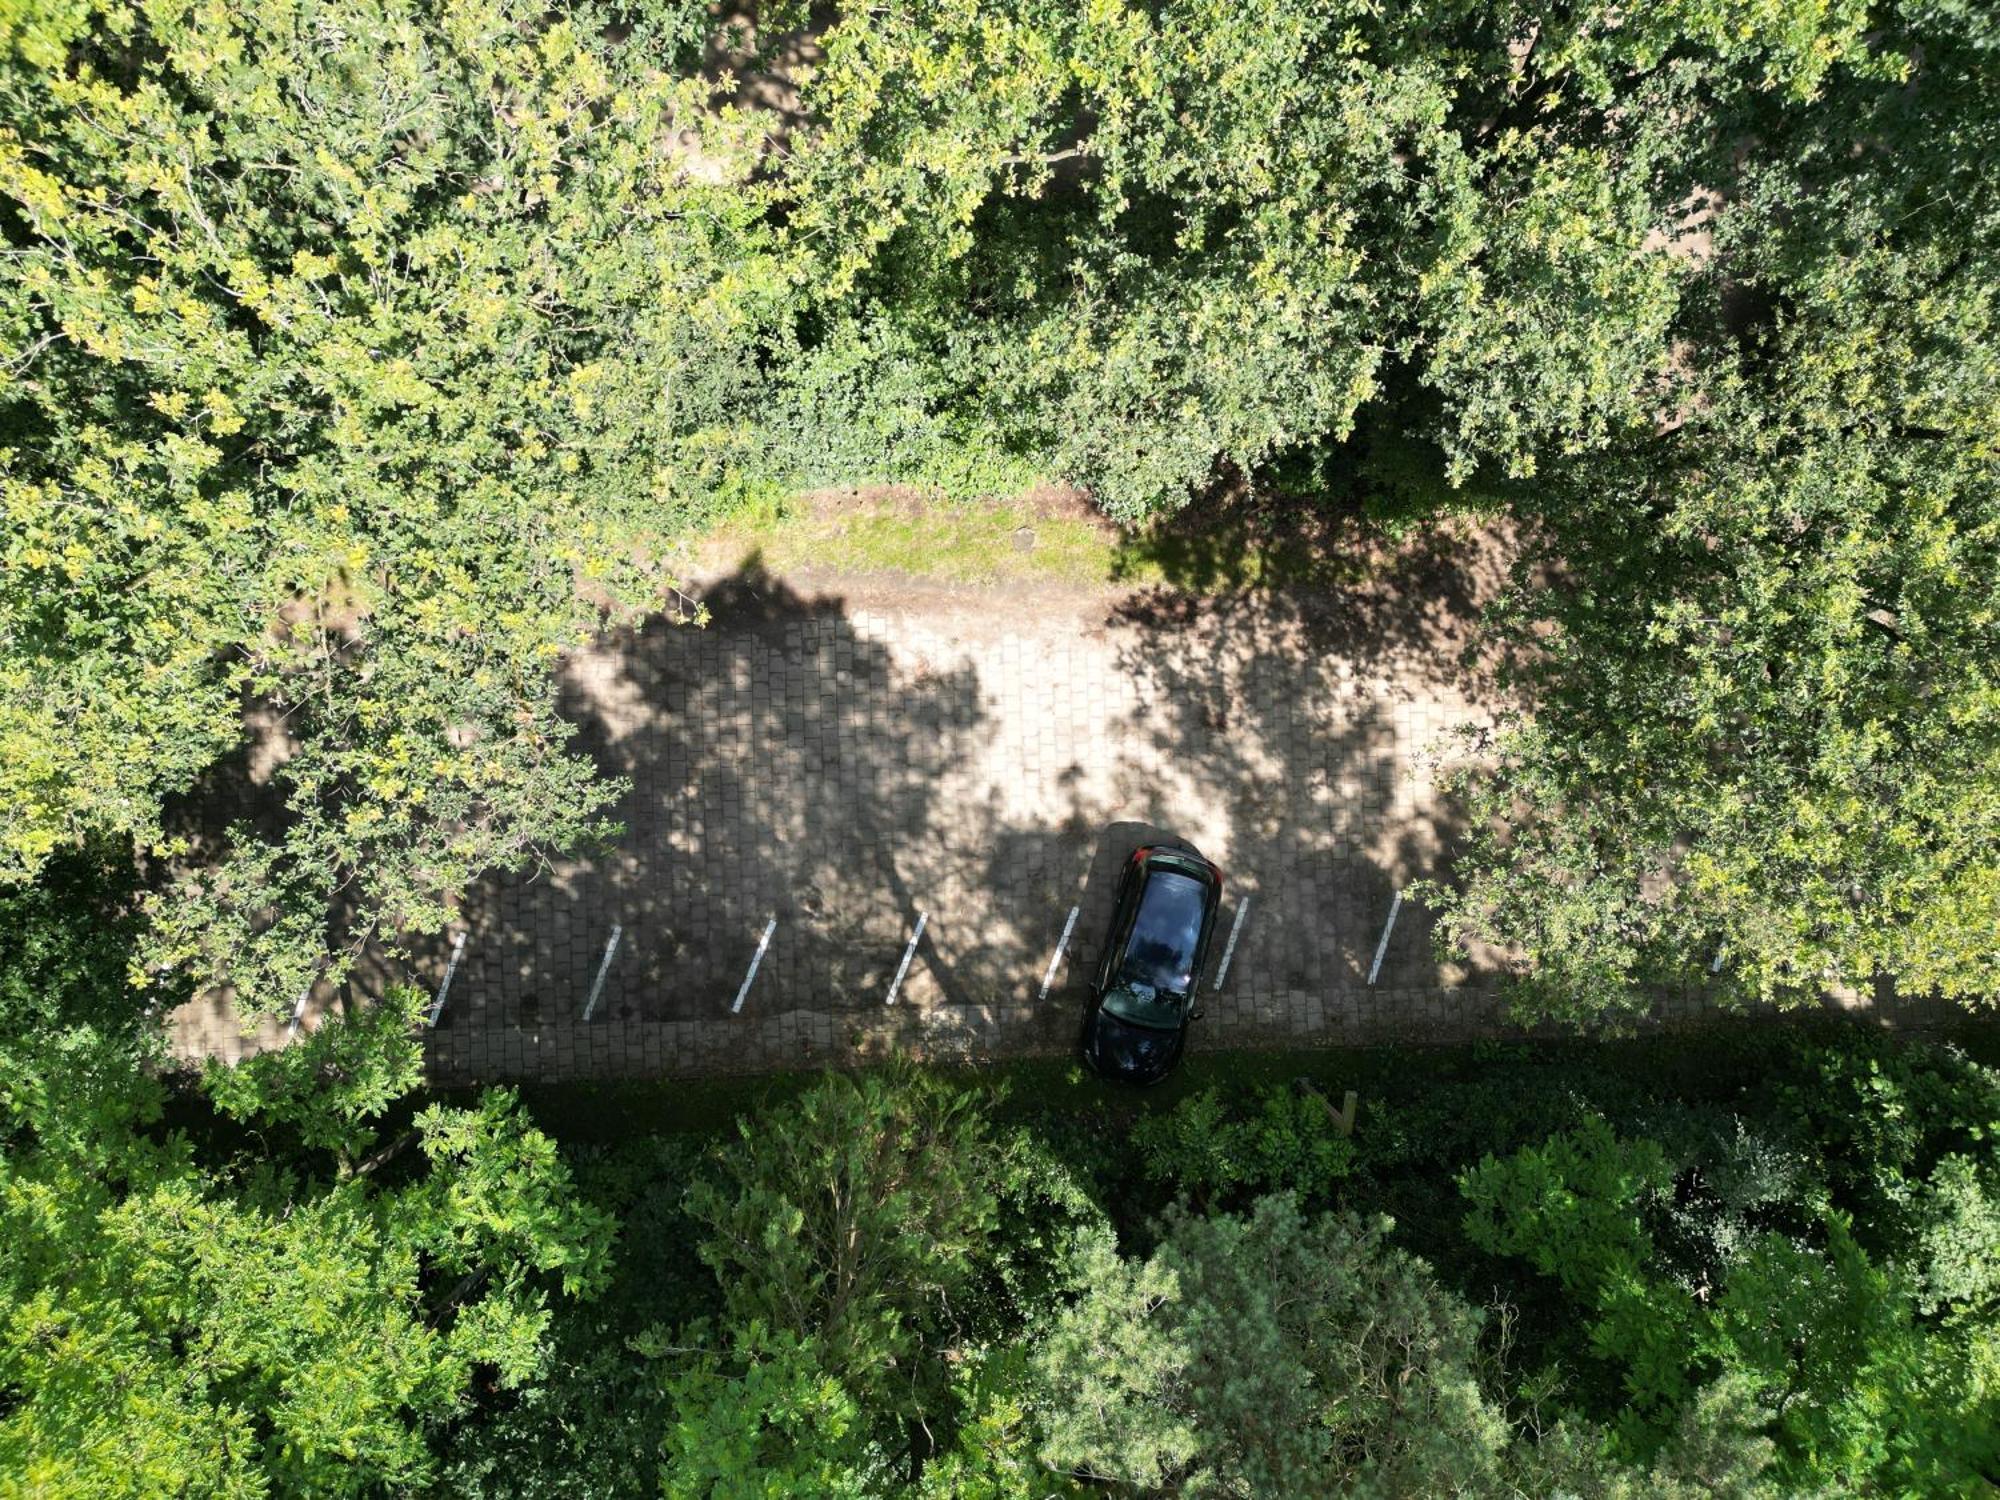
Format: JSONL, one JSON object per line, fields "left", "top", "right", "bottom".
{"left": 1080, "top": 844, "right": 1223, "bottom": 1084}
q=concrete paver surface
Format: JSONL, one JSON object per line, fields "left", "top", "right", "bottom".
{"left": 175, "top": 529, "right": 1945, "bottom": 1081}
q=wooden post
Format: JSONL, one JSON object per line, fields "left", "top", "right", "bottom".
{"left": 1313, "top": 1088, "right": 1360, "bottom": 1136}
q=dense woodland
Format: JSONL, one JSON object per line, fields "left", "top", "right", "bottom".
{"left": 2, "top": 0, "right": 1997, "bottom": 1494}
{"left": 5, "top": 863, "right": 1999, "bottom": 1493}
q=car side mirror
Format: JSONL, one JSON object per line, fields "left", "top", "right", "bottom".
{"left": 1191, "top": 1008, "right": 1206, "bottom": 1021}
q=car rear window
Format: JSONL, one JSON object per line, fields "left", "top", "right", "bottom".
{"left": 1120, "top": 869, "right": 1207, "bottom": 996}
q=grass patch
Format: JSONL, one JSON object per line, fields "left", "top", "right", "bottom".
{"left": 696, "top": 485, "right": 1499, "bottom": 593}
{"left": 702, "top": 490, "right": 1123, "bottom": 586}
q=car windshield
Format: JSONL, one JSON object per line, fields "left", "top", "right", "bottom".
{"left": 1113, "top": 868, "right": 1206, "bottom": 1007}
{"left": 1101, "top": 979, "right": 1184, "bottom": 1029}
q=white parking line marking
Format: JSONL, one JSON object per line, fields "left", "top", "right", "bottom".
{"left": 732, "top": 916, "right": 777, "bottom": 1014}
{"left": 428, "top": 930, "right": 467, "bottom": 1027}
{"left": 285, "top": 985, "right": 311, "bottom": 1040}
{"left": 886, "top": 911, "right": 928, "bottom": 1006}
{"left": 1214, "top": 896, "right": 1251, "bottom": 988}
{"left": 582, "top": 923, "right": 623, "bottom": 1020}
{"left": 1366, "top": 891, "right": 1403, "bottom": 986}
{"left": 1039, "top": 906, "right": 1080, "bottom": 999}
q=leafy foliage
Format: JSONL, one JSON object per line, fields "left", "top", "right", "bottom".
{"left": 6, "top": 873, "right": 1994, "bottom": 1500}
{"left": 1462, "top": 1117, "right": 1704, "bottom": 1420}
{"left": 781, "top": 0, "right": 1701, "bottom": 518}
{"left": 425, "top": 1133, "right": 716, "bottom": 1498}
{"left": 683, "top": 1067, "right": 1001, "bottom": 1420}
{"left": 0, "top": 849, "right": 166, "bottom": 1156}
{"left": 1460, "top": 1086, "right": 2000, "bottom": 1491}
{"left": 204, "top": 983, "right": 427, "bottom": 1159}
{"left": 671, "top": 1068, "right": 1105, "bottom": 1488}
{"left": 1035, "top": 1195, "right": 1510, "bottom": 1495}
{"left": 0, "top": 0, "right": 778, "bottom": 1011}
{"left": 4, "top": 0, "right": 1999, "bottom": 1486}
{"left": 1424, "top": 2, "right": 2000, "bottom": 1018}
{"left": 1910, "top": 1154, "right": 2000, "bottom": 1315}
{"left": 0, "top": 987, "right": 612, "bottom": 1496}
{"left": 1131, "top": 1082, "right": 1355, "bottom": 1207}
{"left": 659, "top": 1326, "right": 887, "bottom": 1499}
{"left": 1707, "top": 1213, "right": 1999, "bottom": 1494}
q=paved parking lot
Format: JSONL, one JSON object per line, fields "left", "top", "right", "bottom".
{"left": 171, "top": 528, "right": 1519, "bottom": 1069}
{"left": 155, "top": 526, "right": 1667, "bottom": 1077}
{"left": 170, "top": 529, "right": 1964, "bottom": 1079}
{"left": 445, "top": 563, "right": 1489, "bottom": 1009}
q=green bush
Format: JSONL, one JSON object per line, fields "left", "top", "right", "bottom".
{"left": 1132, "top": 1083, "right": 1356, "bottom": 1208}
{"left": 756, "top": 314, "right": 1042, "bottom": 501}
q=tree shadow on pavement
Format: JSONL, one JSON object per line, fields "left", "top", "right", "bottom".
{"left": 1089, "top": 570, "right": 1506, "bottom": 1003}
{"left": 431, "top": 559, "right": 1000, "bottom": 1028}
{"left": 400, "top": 528, "right": 1509, "bottom": 1047}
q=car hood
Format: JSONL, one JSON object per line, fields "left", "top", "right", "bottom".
{"left": 1088, "top": 1008, "right": 1181, "bottom": 1083}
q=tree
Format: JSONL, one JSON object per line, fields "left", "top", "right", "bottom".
{"left": 1131, "top": 1083, "right": 1356, "bottom": 1208}
{"left": 1710, "top": 1215, "right": 2000, "bottom": 1495}
{"left": 659, "top": 1326, "right": 889, "bottom": 1499}
{"left": 1428, "top": 377, "right": 2000, "bottom": 1022}
{"left": 1460, "top": 1117, "right": 1704, "bottom": 1424}
{"left": 777, "top": 0, "right": 1717, "bottom": 520}
{"left": 684, "top": 1068, "right": 1000, "bottom": 1421}
{"left": 1424, "top": 2, "right": 2000, "bottom": 1021}
{"left": 1034, "top": 1195, "right": 1510, "bottom": 1496}
{"left": 1501, "top": 1376, "right": 1780, "bottom": 1500}
{"left": 12, "top": 0, "right": 1988, "bottom": 1023}
{"left": 0, "top": 990, "right": 613, "bottom": 1495}
{"left": 656, "top": 1334, "right": 1054, "bottom": 1500}
{"left": 1909, "top": 1155, "right": 2000, "bottom": 1316}
{"left": 674, "top": 1064, "right": 1104, "bottom": 1494}
{"left": 1462, "top": 1117, "right": 2000, "bottom": 1493}
{"left": 203, "top": 984, "right": 427, "bottom": 1161}
{"left": 0, "top": 849, "right": 167, "bottom": 1159}
{"left": 0, "top": 0, "right": 783, "bottom": 1012}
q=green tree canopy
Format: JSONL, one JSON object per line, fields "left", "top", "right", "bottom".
{"left": 0, "top": 979, "right": 613, "bottom": 1496}
{"left": 1034, "top": 1195, "right": 1510, "bottom": 1496}
{"left": 0, "top": 0, "right": 781, "bottom": 1011}
{"left": 780, "top": 0, "right": 1723, "bottom": 517}
{"left": 683, "top": 1068, "right": 1001, "bottom": 1417}
{"left": 1424, "top": 2, "right": 2000, "bottom": 1018}
{"left": 1461, "top": 1112, "right": 2000, "bottom": 1492}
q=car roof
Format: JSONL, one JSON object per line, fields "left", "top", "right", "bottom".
{"left": 1118, "top": 864, "right": 1213, "bottom": 995}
